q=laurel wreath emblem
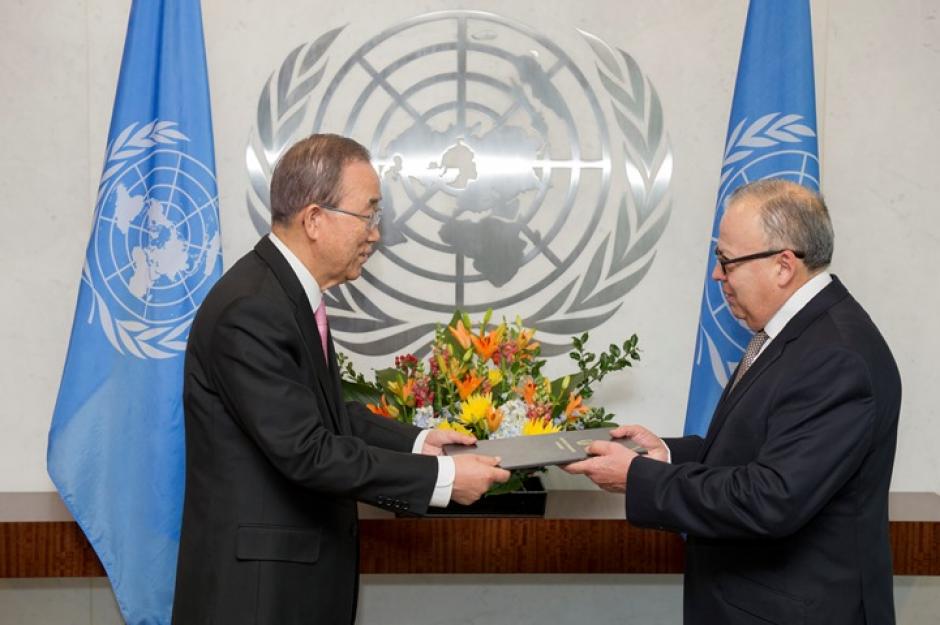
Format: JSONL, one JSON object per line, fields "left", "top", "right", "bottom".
{"left": 246, "top": 27, "right": 345, "bottom": 234}
{"left": 720, "top": 112, "right": 816, "bottom": 185}
{"left": 508, "top": 30, "right": 673, "bottom": 354}
{"left": 86, "top": 120, "right": 201, "bottom": 359}
{"left": 245, "top": 23, "right": 672, "bottom": 358}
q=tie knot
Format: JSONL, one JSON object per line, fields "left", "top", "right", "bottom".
{"left": 747, "top": 330, "right": 769, "bottom": 353}
{"left": 732, "top": 330, "right": 768, "bottom": 389}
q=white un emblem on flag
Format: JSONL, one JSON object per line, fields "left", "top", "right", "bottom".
{"left": 84, "top": 120, "right": 221, "bottom": 359}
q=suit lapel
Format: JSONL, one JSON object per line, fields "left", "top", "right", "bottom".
{"left": 697, "top": 276, "right": 851, "bottom": 461}
{"left": 254, "top": 236, "right": 344, "bottom": 432}
{"left": 699, "top": 340, "right": 786, "bottom": 460}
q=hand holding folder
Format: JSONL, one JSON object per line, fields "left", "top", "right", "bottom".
{"left": 443, "top": 426, "right": 647, "bottom": 470}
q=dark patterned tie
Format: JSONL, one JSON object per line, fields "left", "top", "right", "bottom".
{"left": 732, "top": 330, "right": 768, "bottom": 389}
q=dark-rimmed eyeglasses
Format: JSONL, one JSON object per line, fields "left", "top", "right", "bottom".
{"left": 319, "top": 204, "right": 382, "bottom": 230}
{"left": 714, "top": 248, "right": 805, "bottom": 273}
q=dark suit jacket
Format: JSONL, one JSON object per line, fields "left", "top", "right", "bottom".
{"left": 627, "top": 277, "right": 901, "bottom": 625}
{"left": 172, "top": 236, "right": 438, "bottom": 625}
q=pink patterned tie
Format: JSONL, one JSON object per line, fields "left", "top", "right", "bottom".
{"left": 314, "top": 300, "right": 329, "bottom": 362}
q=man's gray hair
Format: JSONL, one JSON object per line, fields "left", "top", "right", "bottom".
{"left": 269, "top": 133, "right": 371, "bottom": 225}
{"left": 728, "top": 179, "right": 834, "bottom": 270}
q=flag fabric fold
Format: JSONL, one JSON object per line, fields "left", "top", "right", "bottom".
{"left": 684, "top": 0, "right": 819, "bottom": 436}
{"left": 47, "top": 1, "right": 220, "bottom": 623}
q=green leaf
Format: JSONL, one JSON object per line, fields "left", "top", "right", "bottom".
{"left": 341, "top": 379, "right": 381, "bottom": 405}
{"left": 375, "top": 367, "right": 400, "bottom": 389}
{"left": 485, "top": 472, "right": 525, "bottom": 496}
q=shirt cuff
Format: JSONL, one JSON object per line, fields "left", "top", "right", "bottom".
{"left": 410, "top": 430, "right": 455, "bottom": 507}
{"left": 411, "top": 429, "right": 429, "bottom": 454}
{"left": 429, "top": 456, "right": 455, "bottom": 508}
{"left": 664, "top": 441, "right": 672, "bottom": 464}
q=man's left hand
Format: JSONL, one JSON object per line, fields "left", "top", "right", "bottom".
{"left": 561, "top": 441, "right": 638, "bottom": 493}
{"left": 421, "top": 429, "right": 477, "bottom": 456}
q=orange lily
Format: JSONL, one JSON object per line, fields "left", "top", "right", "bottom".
{"left": 387, "top": 377, "right": 416, "bottom": 405}
{"left": 564, "top": 393, "right": 588, "bottom": 422}
{"left": 366, "top": 394, "right": 398, "bottom": 419}
{"left": 485, "top": 407, "right": 504, "bottom": 434}
{"left": 519, "top": 379, "right": 538, "bottom": 405}
{"left": 515, "top": 328, "right": 540, "bottom": 359}
{"left": 471, "top": 325, "right": 505, "bottom": 362}
{"left": 452, "top": 371, "right": 483, "bottom": 400}
{"left": 448, "top": 320, "right": 473, "bottom": 350}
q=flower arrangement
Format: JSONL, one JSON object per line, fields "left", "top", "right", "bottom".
{"left": 340, "top": 311, "right": 640, "bottom": 485}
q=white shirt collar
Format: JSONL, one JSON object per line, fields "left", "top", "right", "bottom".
{"left": 267, "top": 232, "right": 323, "bottom": 312}
{"left": 761, "top": 271, "right": 832, "bottom": 350}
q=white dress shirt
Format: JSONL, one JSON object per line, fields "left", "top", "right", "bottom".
{"left": 757, "top": 271, "right": 832, "bottom": 358}
{"left": 268, "top": 233, "right": 455, "bottom": 507}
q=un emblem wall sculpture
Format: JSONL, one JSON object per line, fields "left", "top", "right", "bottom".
{"left": 246, "top": 11, "right": 673, "bottom": 360}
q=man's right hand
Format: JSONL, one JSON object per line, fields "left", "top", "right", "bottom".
{"left": 451, "top": 454, "right": 511, "bottom": 505}
{"left": 609, "top": 424, "right": 670, "bottom": 462}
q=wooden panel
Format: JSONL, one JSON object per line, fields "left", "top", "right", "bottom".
{"left": 358, "top": 519, "right": 685, "bottom": 574}
{"left": 3, "top": 517, "right": 938, "bottom": 578}
{"left": 891, "top": 521, "right": 940, "bottom": 575}
{"left": 0, "top": 522, "right": 105, "bottom": 577}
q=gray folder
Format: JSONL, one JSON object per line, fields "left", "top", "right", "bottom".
{"left": 442, "top": 427, "right": 647, "bottom": 470}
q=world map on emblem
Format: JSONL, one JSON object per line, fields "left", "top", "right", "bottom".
{"left": 92, "top": 148, "right": 221, "bottom": 325}
{"left": 311, "top": 11, "right": 613, "bottom": 313}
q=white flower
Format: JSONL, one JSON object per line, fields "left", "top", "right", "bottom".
{"left": 413, "top": 406, "right": 436, "bottom": 429}
{"left": 490, "top": 399, "right": 527, "bottom": 439}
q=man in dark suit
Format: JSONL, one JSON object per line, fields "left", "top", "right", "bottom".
{"left": 565, "top": 179, "right": 901, "bottom": 625}
{"left": 172, "top": 134, "right": 509, "bottom": 625}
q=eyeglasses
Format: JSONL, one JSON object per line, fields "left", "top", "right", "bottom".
{"left": 714, "top": 248, "right": 805, "bottom": 273}
{"left": 319, "top": 203, "right": 383, "bottom": 230}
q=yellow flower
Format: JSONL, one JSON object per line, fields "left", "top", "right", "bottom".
{"left": 460, "top": 393, "right": 493, "bottom": 426}
{"left": 487, "top": 368, "right": 503, "bottom": 386}
{"left": 523, "top": 417, "right": 562, "bottom": 436}
{"left": 437, "top": 420, "right": 472, "bottom": 436}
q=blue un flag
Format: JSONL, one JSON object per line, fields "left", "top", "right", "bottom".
{"left": 684, "top": 0, "right": 819, "bottom": 436}
{"left": 47, "top": 1, "right": 220, "bottom": 623}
